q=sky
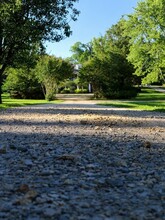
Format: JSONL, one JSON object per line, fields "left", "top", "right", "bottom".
{"left": 46, "top": 0, "right": 139, "bottom": 58}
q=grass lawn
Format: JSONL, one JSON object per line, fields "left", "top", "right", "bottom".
{"left": 0, "top": 94, "right": 62, "bottom": 109}
{"left": 98, "top": 88, "right": 165, "bottom": 112}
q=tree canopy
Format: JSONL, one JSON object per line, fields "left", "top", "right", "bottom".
{"left": 72, "top": 18, "right": 137, "bottom": 98}
{"left": 0, "top": 0, "right": 79, "bottom": 103}
{"left": 70, "top": 41, "right": 93, "bottom": 63}
{"left": 125, "top": 0, "right": 165, "bottom": 84}
{"left": 2, "top": 0, "right": 165, "bottom": 103}
{"left": 3, "top": 67, "right": 44, "bottom": 99}
{"left": 34, "top": 55, "right": 74, "bottom": 100}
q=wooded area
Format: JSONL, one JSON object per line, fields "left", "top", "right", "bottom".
{"left": 0, "top": 0, "right": 165, "bottom": 103}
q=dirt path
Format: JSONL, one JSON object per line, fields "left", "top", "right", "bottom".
{"left": 1, "top": 100, "right": 164, "bottom": 146}
{"left": 0, "top": 101, "right": 165, "bottom": 219}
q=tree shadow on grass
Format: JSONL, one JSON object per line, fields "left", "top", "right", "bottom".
{"left": 99, "top": 101, "right": 165, "bottom": 113}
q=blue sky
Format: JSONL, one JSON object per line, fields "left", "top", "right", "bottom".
{"left": 46, "top": 0, "right": 139, "bottom": 58}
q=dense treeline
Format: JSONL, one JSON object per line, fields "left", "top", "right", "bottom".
{"left": 3, "top": 55, "right": 74, "bottom": 101}
{"left": 70, "top": 0, "right": 165, "bottom": 98}
{"left": 0, "top": 0, "right": 79, "bottom": 103}
{"left": 70, "top": 19, "right": 138, "bottom": 99}
{"left": 1, "top": 0, "right": 165, "bottom": 102}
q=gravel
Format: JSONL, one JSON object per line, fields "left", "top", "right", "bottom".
{"left": 0, "top": 102, "right": 165, "bottom": 220}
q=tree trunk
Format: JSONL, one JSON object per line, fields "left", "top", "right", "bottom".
{"left": 0, "top": 65, "right": 7, "bottom": 104}
{"left": 0, "top": 73, "right": 2, "bottom": 104}
{"left": 0, "top": 25, "right": 3, "bottom": 104}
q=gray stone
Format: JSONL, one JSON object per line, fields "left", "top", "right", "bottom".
{"left": 43, "top": 207, "right": 61, "bottom": 217}
{"left": 0, "top": 102, "right": 165, "bottom": 220}
{"left": 24, "top": 159, "right": 33, "bottom": 166}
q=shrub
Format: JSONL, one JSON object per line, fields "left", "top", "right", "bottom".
{"left": 60, "top": 88, "right": 70, "bottom": 94}
{"left": 103, "top": 87, "right": 139, "bottom": 99}
{"left": 3, "top": 68, "right": 44, "bottom": 99}
{"left": 75, "top": 88, "right": 88, "bottom": 93}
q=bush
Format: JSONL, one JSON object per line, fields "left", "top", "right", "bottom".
{"left": 58, "top": 80, "right": 77, "bottom": 93}
{"left": 102, "top": 87, "right": 139, "bottom": 99}
{"left": 10, "top": 88, "right": 44, "bottom": 99}
{"left": 75, "top": 88, "right": 88, "bottom": 93}
{"left": 3, "top": 68, "right": 44, "bottom": 99}
{"left": 60, "top": 88, "right": 70, "bottom": 94}
{"left": 45, "top": 93, "right": 54, "bottom": 101}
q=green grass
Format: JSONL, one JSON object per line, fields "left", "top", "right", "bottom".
{"left": 135, "top": 88, "right": 165, "bottom": 100}
{"left": 98, "top": 88, "right": 165, "bottom": 112}
{"left": 0, "top": 93, "right": 62, "bottom": 109}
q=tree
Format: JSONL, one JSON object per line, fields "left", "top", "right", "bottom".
{"left": 80, "top": 52, "right": 137, "bottom": 99}
{"left": 0, "top": 0, "right": 79, "bottom": 103}
{"left": 104, "top": 18, "right": 132, "bottom": 56}
{"left": 2, "top": 42, "right": 46, "bottom": 99}
{"left": 3, "top": 67, "right": 44, "bottom": 99}
{"left": 70, "top": 41, "right": 93, "bottom": 63}
{"left": 125, "top": 0, "right": 165, "bottom": 84}
{"left": 78, "top": 18, "right": 137, "bottom": 98}
{"left": 34, "top": 55, "right": 74, "bottom": 100}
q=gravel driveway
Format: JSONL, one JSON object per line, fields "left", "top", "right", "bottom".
{"left": 0, "top": 101, "right": 165, "bottom": 220}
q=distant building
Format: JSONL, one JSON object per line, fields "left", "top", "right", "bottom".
{"left": 73, "top": 64, "right": 92, "bottom": 93}
{"left": 74, "top": 64, "right": 82, "bottom": 72}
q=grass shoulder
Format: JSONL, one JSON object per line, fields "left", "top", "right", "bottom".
{"left": 98, "top": 88, "right": 165, "bottom": 112}
{"left": 0, "top": 94, "right": 62, "bottom": 109}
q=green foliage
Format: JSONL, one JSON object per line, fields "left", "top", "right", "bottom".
{"left": 70, "top": 42, "right": 93, "bottom": 63}
{"left": 58, "top": 80, "right": 77, "bottom": 93}
{"left": 3, "top": 67, "right": 44, "bottom": 99}
{"left": 34, "top": 55, "right": 74, "bottom": 100}
{"left": 80, "top": 52, "right": 137, "bottom": 99}
{"left": 75, "top": 88, "right": 88, "bottom": 93}
{"left": 3, "top": 55, "right": 74, "bottom": 100}
{"left": 76, "top": 18, "right": 137, "bottom": 99}
{"left": 93, "top": 18, "right": 131, "bottom": 57}
{"left": 0, "top": 0, "right": 79, "bottom": 68}
{"left": 125, "top": 0, "right": 165, "bottom": 84}
{"left": 0, "top": 0, "right": 79, "bottom": 103}
{"left": 60, "top": 88, "right": 71, "bottom": 94}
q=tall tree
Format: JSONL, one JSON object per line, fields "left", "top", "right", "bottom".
{"left": 70, "top": 41, "right": 93, "bottom": 63}
{"left": 0, "top": 0, "right": 79, "bottom": 103}
{"left": 125, "top": 0, "right": 165, "bottom": 84}
{"left": 34, "top": 55, "right": 74, "bottom": 100}
{"left": 3, "top": 67, "right": 44, "bottom": 99}
{"left": 79, "top": 18, "right": 137, "bottom": 98}
{"left": 105, "top": 18, "right": 132, "bottom": 56}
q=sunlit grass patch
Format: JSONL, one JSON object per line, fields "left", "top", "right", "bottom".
{"left": 135, "top": 88, "right": 165, "bottom": 100}
{"left": 98, "top": 88, "right": 165, "bottom": 112}
{"left": 0, "top": 94, "right": 62, "bottom": 109}
{"left": 98, "top": 101, "right": 165, "bottom": 112}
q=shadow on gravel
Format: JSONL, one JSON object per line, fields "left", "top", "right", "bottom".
{"left": 0, "top": 130, "right": 165, "bottom": 218}
{"left": 0, "top": 120, "right": 165, "bottom": 219}
{"left": 0, "top": 117, "right": 165, "bottom": 129}
{"left": 1, "top": 103, "right": 165, "bottom": 118}
{"left": 0, "top": 100, "right": 165, "bottom": 219}
{"left": 0, "top": 104, "right": 165, "bottom": 129}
